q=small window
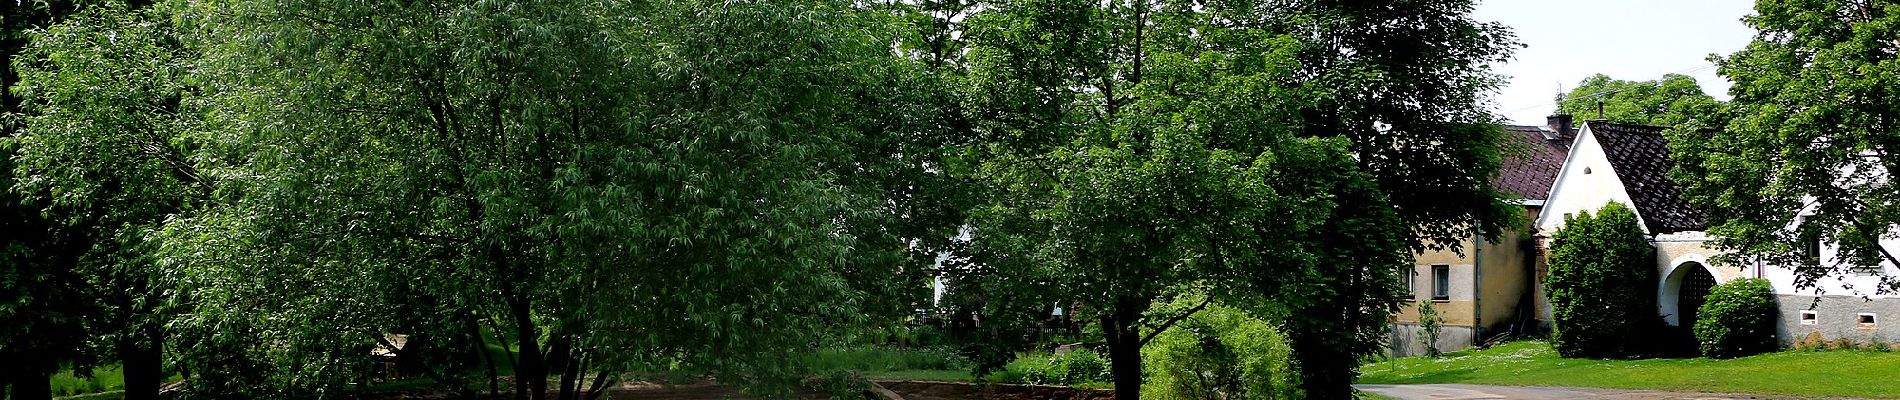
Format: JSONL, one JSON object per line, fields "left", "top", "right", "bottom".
{"left": 1800, "top": 232, "right": 1822, "bottom": 267}
{"left": 1800, "top": 310, "right": 1818, "bottom": 325}
{"left": 1399, "top": 266, "right": 1416, "bottom": 297}
{"left": 1431, "top": 265, "right": 1450, "bottom": 301}
{"left": 1859, "top": 313, "right": 1877, "bottom": 329}
{"left": 1582, "top": 167, "right": 1592, "bottom": 174}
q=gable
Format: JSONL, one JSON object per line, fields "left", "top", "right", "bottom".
{"left": 1588, "top": 121, "right": 1707, "bottom": 234}
{"left": 1538, "top": 121, "right": 1707, "bottom": 235}
{"left": 1537, "top": 124, "right": 1642, "bottom": 234}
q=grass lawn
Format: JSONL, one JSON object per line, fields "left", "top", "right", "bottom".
{"left": 50, "top": 366, "right": 125, "bottom": 398}
{"left": 1358, "top": 340, "right": 1900, "bottom": 398}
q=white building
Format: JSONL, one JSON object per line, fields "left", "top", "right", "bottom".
{"left": 1535, "top": 120, "right": 1900, "bottom": 344}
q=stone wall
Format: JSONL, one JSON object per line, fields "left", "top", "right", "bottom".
{"left": 1778, "top": 294, "right": 1900, "bottom": 346}
{"left": 1389, "top": 323, "right": 1475, "bottom": 357}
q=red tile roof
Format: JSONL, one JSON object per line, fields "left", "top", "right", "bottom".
{"left": 1494, "top": 125, "right": 1572, "bottom": 201}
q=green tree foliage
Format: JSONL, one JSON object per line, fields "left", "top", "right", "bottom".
{"left": 1545, "top": 202, "right": 1658, "bottom": 359}
{"left": 1141, "top": 301, "right": 1300, "bottom": 400}
{"left": 1556, "top": 73, "right": 1721, "bottom": 127}
{"left": 130, "top": 0, "right": 951, "bottom": 399}
{"left": 13, "top": 1, "right": 961, "bottom": 400}
{"left": 10, "top": 4, "right": 198, "bottom": 399}
{"left": 937, "top": 1, "right": 1512, "bottom": 398}
{"left": 1292, "top": 2, "right": 1523, "bottom": 254}
{"left": 1669, "top": 0, "right": 1900, "bottom": 295}
{"left": 1693, "top": 278, "right": 1778, "bottom": 359}
{"left": 1, "top": 1, "right": 92, "bottom": 399}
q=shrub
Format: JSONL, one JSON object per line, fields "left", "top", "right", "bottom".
{"left": 1058, "top": 349, "right": 1110, "bottom": 384}
{"left": 990, "top": 349, "right": 1111, "bottom": 386}
{"left": 1418, "top": 300, "right": 1443, "bottom": 358}
{"left": 1545, "top": 202, "right": 1659, "bottom": 358}
{"left": 1693, "top": 278, "right": 1778, "bottom": 358}
{"left": 1142, "top": 304, "right": 1301, "bottom": 400}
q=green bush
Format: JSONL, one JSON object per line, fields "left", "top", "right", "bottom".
{"left": 1058, "top": 349, "right": 1110, "bottom": 384}
{"left": 1546, "top": 202, "right": 1660, "bottom": 358}
{"left": 1418, "top": 300, "right": 1443, "bottom": 358}
{"left": 989, "top": 349, "right": 1111, "bottom": 386}
{"left": 1141, "top": 305, "right": 1301, "bottom": 400}
{"left": 1694, "top": 278, "right": 1779, "bottom": 358}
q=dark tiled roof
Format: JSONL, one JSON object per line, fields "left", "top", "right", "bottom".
{"left": 1586, "top": 121, "right": 1707, "bottom": 233}
{"left": 1494, "top": 125, "right": 1571, "bottom": 201}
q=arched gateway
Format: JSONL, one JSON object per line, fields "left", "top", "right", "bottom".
{"left": 1660, "top": 261, "right": 1719, "bottom": 327}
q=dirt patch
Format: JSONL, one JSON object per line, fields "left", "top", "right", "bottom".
{"left": 874, "top": 380, "right": 1115, "bottom": 400}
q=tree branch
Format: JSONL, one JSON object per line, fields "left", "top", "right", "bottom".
{"left": 1138, "top": 293, "right": 1213, "bottom": 346}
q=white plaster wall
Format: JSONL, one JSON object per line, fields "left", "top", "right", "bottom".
{"left": 1759, "top": 241, "right": 1900, "bottom": 299}
{"left": 1536, "top": 126, "right": 1643, "bottom": 235}
{"left": 1758, "top": 192, "right": 1900, "bottom": 299}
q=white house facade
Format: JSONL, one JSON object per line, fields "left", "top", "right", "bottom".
{"left": 1534, "top": 120, "right": 1900, "bottom": 346}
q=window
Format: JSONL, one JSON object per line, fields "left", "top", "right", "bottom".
{"left": 1431, "top": 265, "right": 1450, "bottom": 301}
{"left": 1399, "top": 266, "right": 1416, "bottom": 297}
{"left": 1800, "top": 310, "right": 1818, "bottom": 326}
{"left": 1859, "top": 313, "right": 1877, "bottom": 329}
{"left": 1799, "top": 228, "right": 1822, "bottom": 267}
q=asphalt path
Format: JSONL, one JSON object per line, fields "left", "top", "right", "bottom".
{"left": 1356, "top": 384, "right": 1809, "bottom": 400}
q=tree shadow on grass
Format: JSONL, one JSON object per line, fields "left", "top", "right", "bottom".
{"left": 1360, "top": 366, "right": 1481, "bottom": 385}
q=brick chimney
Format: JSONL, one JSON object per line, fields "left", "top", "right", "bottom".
{"left": 1545, "top": 114, "right": 1575, "bottom": 142}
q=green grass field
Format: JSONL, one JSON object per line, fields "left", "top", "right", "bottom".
{"left": 1358, "top": 340, "right": 1900, "bottom": 398}
{"left": 49, "top": 366, "right": 125, "bottom": 398}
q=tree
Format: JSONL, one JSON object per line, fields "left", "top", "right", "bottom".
{"left": 939, "top": 0, "right": 1513, "bottom": 398}
{"left": 137, "top": 0, "right": 953, "bottom": 399}
{"left": 944, "top": 0, "right": 1505, "bottom": 398}
{"left": 1556, "top": 73, "right": 1721, "bottom": 127}
{"left": 1, "top": 1, "right": 92, "bottom": 399}
{"left": 1669, "top": 0, "right": 1900, "bottom": 295}
{"left": 10, "top": 4, "right": 197, "bottom": 399}
{"left": 1544, "top": 202, "right": 1658, "bottom": 358}
{"left": 1288, "top": 1, "right": 1523, "bottom": 255}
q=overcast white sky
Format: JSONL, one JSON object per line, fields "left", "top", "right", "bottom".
{"left": 1473, "top": 0, "right": 1758, "bottom": 126}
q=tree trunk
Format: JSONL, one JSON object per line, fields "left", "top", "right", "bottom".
{"left": 1101, "top": 296, "right": 1148, "bottom": 400}
{"left": 1105, "top": 329, "right": 1143, "bottom": 400}
{"left": 509, "top": 295, "right": 546, "bottom": 400}
{"left": 1292, "top": 337, "right": 1353, "bottom": 400}
{"left": 120, "top": 325, "right": 164, "bottom": 400}
{"left": 550, "top": 332, "right": 578, "bottom": 400}
{"left": 470, "top": 314, "right": 502, "bottom": 399}
{"left": 10, "top": 369, "right": 52, "bottom": 400}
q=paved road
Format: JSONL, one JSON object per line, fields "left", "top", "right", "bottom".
{"left": 1356, "top": 384, "right": 1796, "bottom": 400}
